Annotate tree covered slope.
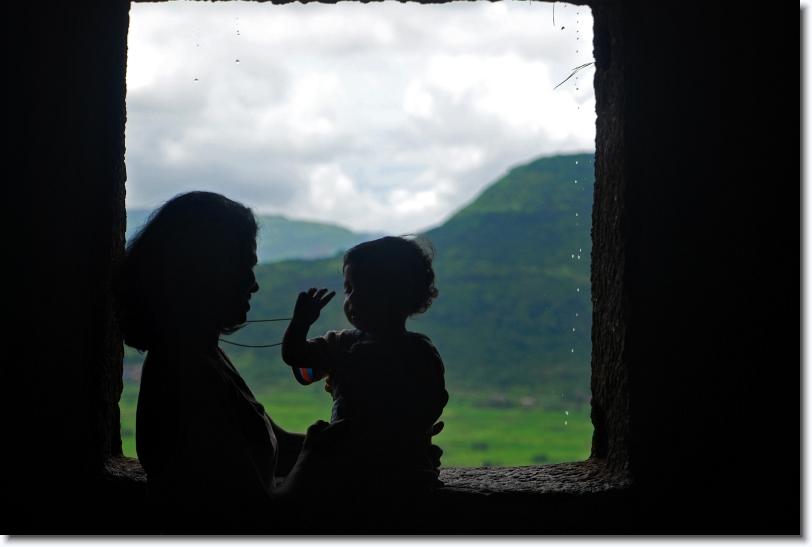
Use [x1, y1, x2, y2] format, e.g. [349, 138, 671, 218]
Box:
[222, 153, 595, 394]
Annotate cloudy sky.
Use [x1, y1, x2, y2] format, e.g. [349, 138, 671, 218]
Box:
[126, 0, 595, 234]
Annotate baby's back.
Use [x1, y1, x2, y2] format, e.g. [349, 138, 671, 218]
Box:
[330, 332, 448, 491]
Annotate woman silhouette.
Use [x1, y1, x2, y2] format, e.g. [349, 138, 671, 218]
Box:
[121, 191, 373, 533]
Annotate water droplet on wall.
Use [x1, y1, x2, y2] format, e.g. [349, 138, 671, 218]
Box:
[236, 59, 240, 63]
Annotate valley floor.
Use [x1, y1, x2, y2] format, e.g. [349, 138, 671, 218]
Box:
[119, 380, 592, 467]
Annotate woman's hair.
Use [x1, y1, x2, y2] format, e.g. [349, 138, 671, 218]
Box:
[121, 191, 258, 351]
[343, 235, 439, 317]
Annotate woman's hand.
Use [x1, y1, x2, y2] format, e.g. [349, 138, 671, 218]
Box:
[301, 419, 350, 452]
[271, 419, 351, 501]
[292, 287, 336, 327]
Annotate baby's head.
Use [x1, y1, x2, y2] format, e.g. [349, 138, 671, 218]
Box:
[342, 236, 439, 333]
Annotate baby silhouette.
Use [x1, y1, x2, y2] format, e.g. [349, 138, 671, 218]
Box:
[281, 236, 448, 495]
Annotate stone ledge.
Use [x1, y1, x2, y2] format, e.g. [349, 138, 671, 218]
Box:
[102, 455, 147, 485]
[102, 456, 628, 500]
[96, 456, 630, 533]
[437, 459, 630, 501]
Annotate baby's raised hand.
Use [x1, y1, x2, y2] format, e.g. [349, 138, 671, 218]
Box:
[292, 286, 336, 326]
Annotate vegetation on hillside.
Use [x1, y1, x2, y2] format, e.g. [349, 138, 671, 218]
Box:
[221, 153, 595, 394]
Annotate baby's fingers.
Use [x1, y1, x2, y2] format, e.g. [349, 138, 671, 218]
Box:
[318, 290, 337, 308]
[313, 287, 336, 305]
[314, 287, 331, 299]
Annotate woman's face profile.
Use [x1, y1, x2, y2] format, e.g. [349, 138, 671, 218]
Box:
[161, 225, 259, 333]
[221, 238, 259, 329]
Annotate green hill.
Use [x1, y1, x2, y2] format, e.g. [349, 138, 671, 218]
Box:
[253, 215, 382, 263]
[221, 153, 595, 394]
[126, 209, 381, 264]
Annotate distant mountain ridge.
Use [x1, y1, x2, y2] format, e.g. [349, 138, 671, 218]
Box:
[253, 215, 382, 263]
[221, 153, 595, 393]
[126, 209, 382, 264]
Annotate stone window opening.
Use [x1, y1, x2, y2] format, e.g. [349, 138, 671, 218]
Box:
[99, 1, 632, 529]
[120, 0, 600, 473]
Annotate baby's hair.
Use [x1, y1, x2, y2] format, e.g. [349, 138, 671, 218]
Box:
[343, 235, 439, 317]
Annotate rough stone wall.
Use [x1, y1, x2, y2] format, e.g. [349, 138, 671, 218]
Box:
[2, 0, 129, 531]
[589, 1, 630, 479]
[587, 0, 799, 532]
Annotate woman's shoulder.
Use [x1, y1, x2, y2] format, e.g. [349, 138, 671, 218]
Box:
[148, 346, 245, 402]
[143, 345, 221, 378]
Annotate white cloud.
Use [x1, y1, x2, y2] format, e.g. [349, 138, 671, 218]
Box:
[125, 0, 595, 233]
[403, 80, 435, 119]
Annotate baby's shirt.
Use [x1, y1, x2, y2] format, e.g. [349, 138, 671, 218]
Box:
[292, 329, 448, 440]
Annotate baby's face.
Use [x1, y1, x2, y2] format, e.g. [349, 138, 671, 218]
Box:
[343, 263, 372, 331]
[343, 263, 401, 334]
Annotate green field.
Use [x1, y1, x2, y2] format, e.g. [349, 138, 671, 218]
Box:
[119, 379, 592, 468]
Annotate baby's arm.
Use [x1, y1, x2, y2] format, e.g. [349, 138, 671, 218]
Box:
[281, 287, 336, 370]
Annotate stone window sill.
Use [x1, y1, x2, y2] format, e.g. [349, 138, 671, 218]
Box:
[437, 459, 629, 502]
[100, 456, 630, 533]
[103, 455, 629, 499]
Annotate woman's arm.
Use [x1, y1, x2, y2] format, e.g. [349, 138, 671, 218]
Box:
[269, 417, 305, 477]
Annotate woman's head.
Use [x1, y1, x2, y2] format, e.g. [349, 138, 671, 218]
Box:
[121, 192, 259, 351]
[341, 236, 438, 332]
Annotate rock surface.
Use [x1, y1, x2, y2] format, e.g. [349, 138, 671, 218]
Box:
[438, 460, 629, 500]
